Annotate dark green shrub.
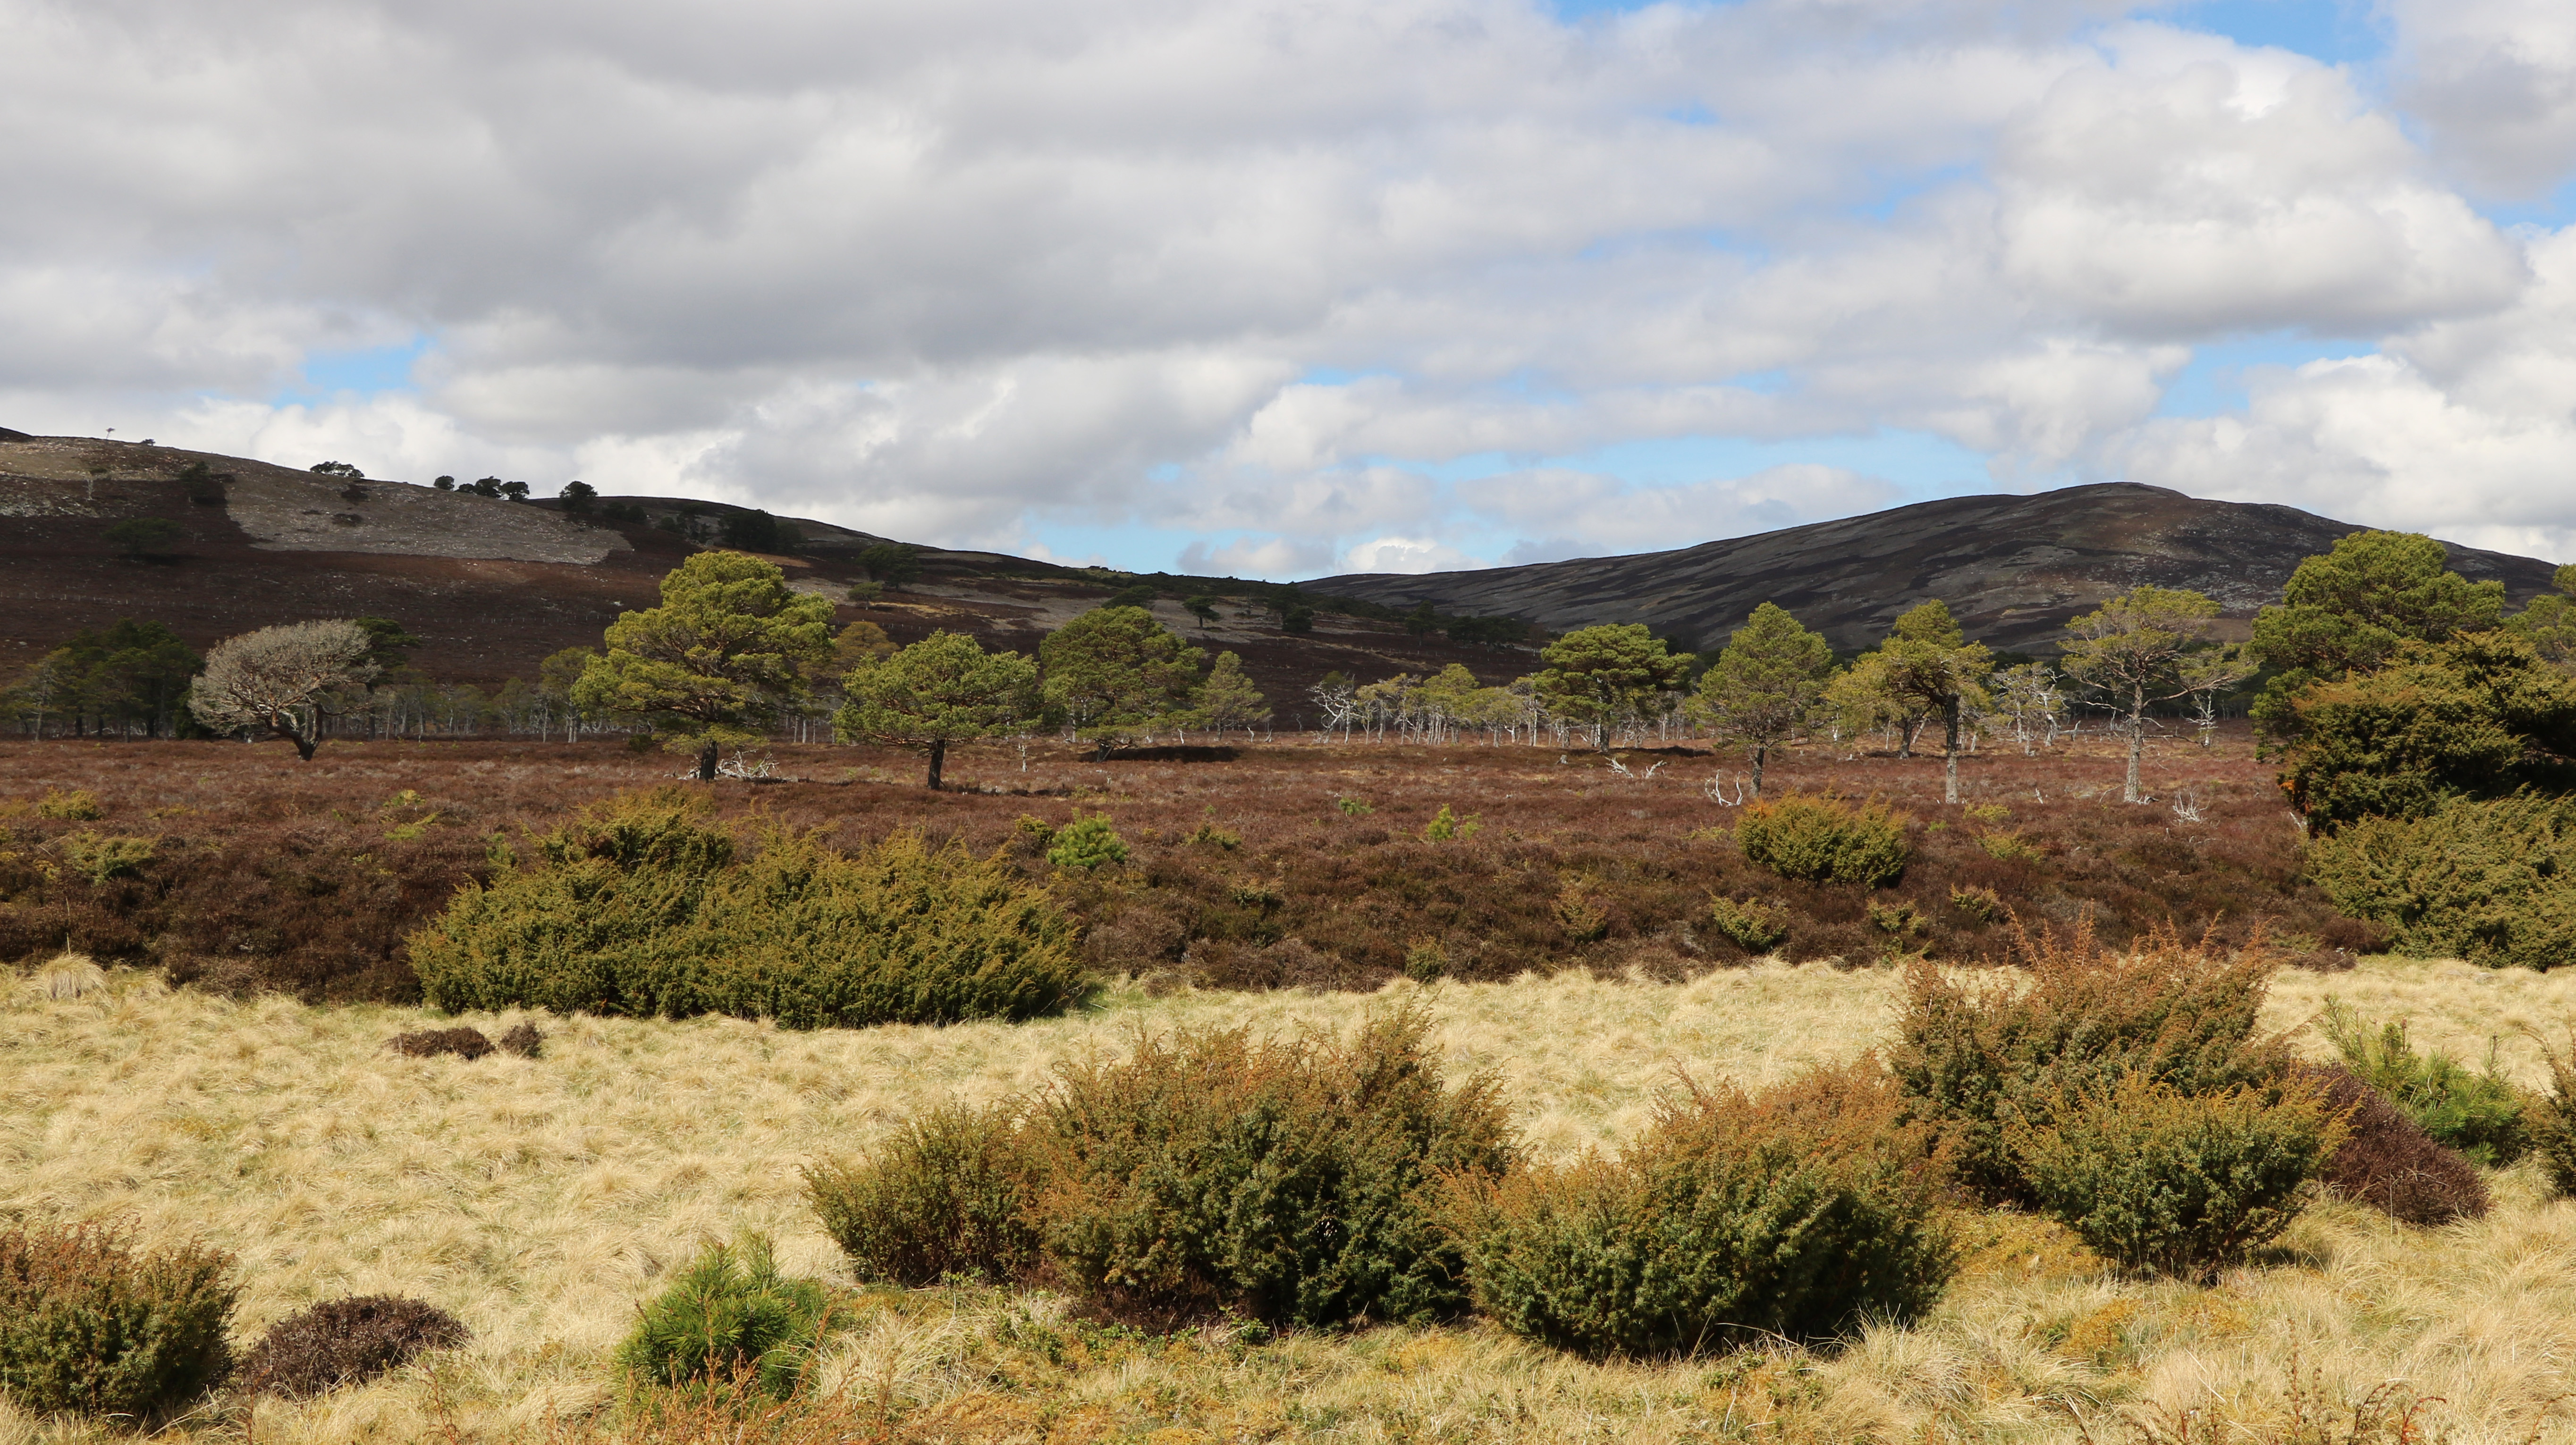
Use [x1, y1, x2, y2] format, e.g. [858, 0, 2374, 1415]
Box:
[1706, 896, 1786, 953]
[1447, 1062, 1954, 1359]
[0, 1223, 237, 1420]
[805, 1008, 1509, 1328]
[409, 789, 1088, 1028]
[2306, 792, 2576, 971]
[613, 1237, 832, 1403]
[2525, 1022, 2576, 1199]
[1045, 814, 1129, 871]
[1029, 1007, 1512, 1328]
[2011, 1071, 2342, 1281]
[804, 1105, 1040, 1286]
[1886, 917, 2288, 1203]
[243, 1295, 469, 1397]
[1734, 795, 1909, 888]
[2319, 1000, 2526, 1165]
[2277, 632, 2576, 829]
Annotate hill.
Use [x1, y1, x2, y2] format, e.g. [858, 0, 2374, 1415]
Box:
[1309, 482, 2566, 653]
[0, 433, 1498, 712]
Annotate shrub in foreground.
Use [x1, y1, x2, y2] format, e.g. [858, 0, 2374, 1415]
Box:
[805, 1104, 1040, 1286]
[1033, 1008, 1513, 1328]
[2305, 791, 2576, 971]
[410, 789, 1087, 1028]
[1886, 918, 2287, 1203]
[1447, 1062, 1954, 1360]
[811, 1008, 1513, 1329]
[0, 1223, 237, 1420]
[2297, 1063, 2488, 1226]
[1733, 795, 1909, 888]
[2011, 1071, 2343, 1281]
[244, 1295, 470, 1397]
[614, 1237, 833, 1403]
[2525, 1022, 2576, 1198]
[2320, 1000, 2526, 1166]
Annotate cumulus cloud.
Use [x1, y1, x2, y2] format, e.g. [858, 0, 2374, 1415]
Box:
[1463, 463, 1902, 552]
[1178, 535, 1336, 577]
[1997, 27, 2526, 337]
[2392, 0, 2576, 197]
[2103, 226, 2576, 559]
[1338, 536, 1490, 574]
[2, 0, 2570, 574]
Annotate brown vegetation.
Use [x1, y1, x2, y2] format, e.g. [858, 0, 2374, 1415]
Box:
[0, 722, 2365, 1002]
[2297, 1062, 2492, 1226]
[242, 1295, 470, 1399]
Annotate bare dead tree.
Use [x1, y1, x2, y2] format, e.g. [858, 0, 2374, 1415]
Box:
[188, 620, 380, 761]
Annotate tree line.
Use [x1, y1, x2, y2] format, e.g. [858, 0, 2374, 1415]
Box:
[14, 529, 2558, 807]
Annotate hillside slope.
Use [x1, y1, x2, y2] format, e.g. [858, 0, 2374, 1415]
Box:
[0, 434, 1501, 707]
[1309, 482, 2564, 652]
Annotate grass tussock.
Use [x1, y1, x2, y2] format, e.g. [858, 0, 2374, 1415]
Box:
[16, 965, 2576, 1440]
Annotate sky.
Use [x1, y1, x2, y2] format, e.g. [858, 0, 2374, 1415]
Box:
[6, 0, 2576, 578]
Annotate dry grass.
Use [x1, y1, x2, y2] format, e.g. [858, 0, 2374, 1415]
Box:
[7, 962, 2576, 1442]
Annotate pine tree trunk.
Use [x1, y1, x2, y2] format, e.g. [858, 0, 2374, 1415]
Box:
[2124, 684, 2145, 803]
[696, 739, 720, 781]
[925, 737, 946, 790]
[1942, 697, 1961, 804]
[1750, 743, 1767, 798]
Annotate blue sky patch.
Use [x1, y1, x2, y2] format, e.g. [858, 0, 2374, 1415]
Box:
[277, 335, 428, 404]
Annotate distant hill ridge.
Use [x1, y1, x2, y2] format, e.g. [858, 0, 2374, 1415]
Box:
[1309, 482, 2565, 653]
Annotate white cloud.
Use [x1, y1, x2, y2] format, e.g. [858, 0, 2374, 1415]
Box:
[2392, 0, 2576, 197]
[2101, 225, 2576, 560]
[1464, 463, 1901, 551]
[1178, 535, 1335, 577]
[1996, 27, 2526, 337]
[3, 0, 2571, 575]
[1338, 536, 1490, 574]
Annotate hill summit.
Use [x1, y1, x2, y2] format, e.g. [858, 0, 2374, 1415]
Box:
[1309, 482, 2564, 653]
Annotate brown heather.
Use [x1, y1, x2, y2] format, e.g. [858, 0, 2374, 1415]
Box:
[243, 1295, 470, 1399]
[0, 722, 2368, 999]
[2297, 1061, 2492, 1227]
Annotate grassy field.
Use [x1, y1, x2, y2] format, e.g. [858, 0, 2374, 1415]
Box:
[8, 957, 2576, 1443]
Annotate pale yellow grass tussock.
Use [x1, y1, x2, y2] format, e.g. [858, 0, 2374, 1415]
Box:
[4, 959, 2576, 1441]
